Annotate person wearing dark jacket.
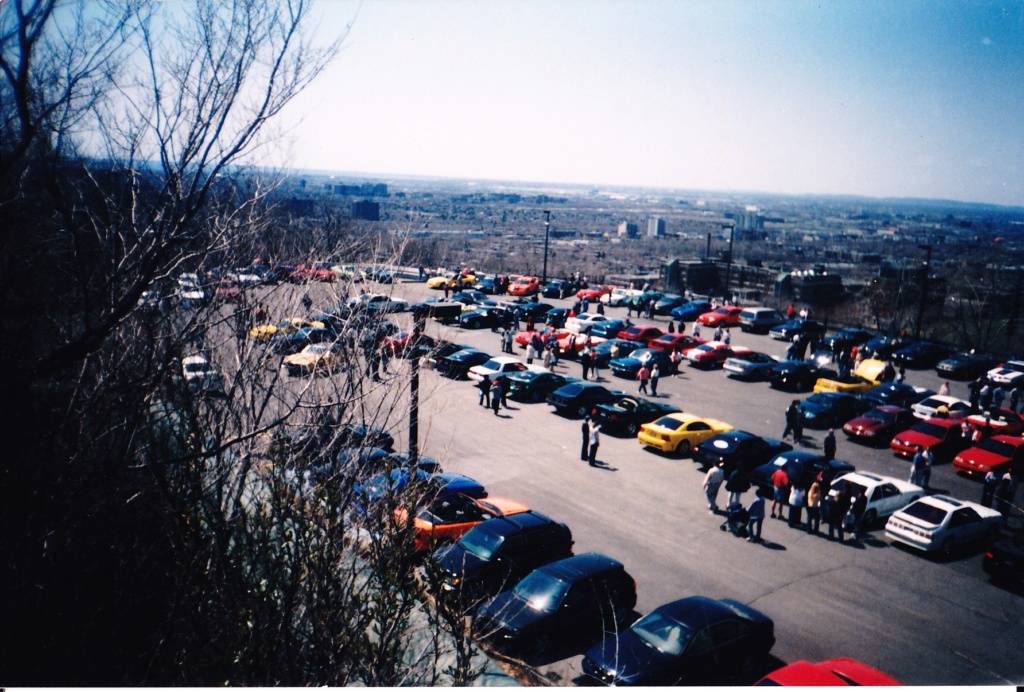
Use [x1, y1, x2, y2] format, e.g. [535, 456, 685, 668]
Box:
[581, 416, 592, 461]
[725, 467, 751, 506]
[851, 490, 868, 541]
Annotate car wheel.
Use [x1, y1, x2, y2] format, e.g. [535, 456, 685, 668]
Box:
[626, 422, 640, 436]
[718, 320, 726, 328]
[862, 509, 877, 528]
[577, 404, 589, 418]
[940, 537, 955, 558]
[529, 389, 543, 403]
[675, 440, 691, 457]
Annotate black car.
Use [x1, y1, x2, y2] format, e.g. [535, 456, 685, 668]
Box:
[799, 392, 871, 429]
[750, 451, 855, 494]
[862, 334, 915, 360]
[474, 554, 636, 657]
[609, 348, 674, 379]
[891, 341, 951, 369]
[588, 318, 632, 340]
[769, 319, 827, 341]
[693, 431, 794, 474]
[437, 348, 492, 379]
[590, 338, 640, 367]
[337, 423, 395, 452]
[431, 511, 574, 601]
[859, 382, 934, 409]
[272, 327, 337, 355]
[582, 596, 775, 686]
[547, 382, 623, 418]
[427, 341, 472, 369]
[935, 351, 999, 380]
[592, 396, 681, 436]
[821, 328, 874, 353]
[450, 289, 489, 306]
[459, 307, 505, 330]
[544, 307, 571, 328]
[515, 301, 555, 320]
[476, 276, 498, 294]
[506, 371, 577, 403]
[765, 361, 835, 392]
[542, 279, 574, 299]
[983, 536, 1024, 589]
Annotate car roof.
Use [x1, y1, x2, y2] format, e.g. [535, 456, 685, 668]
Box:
[535, 553, 625, 582]
[654, 596, 738, 629]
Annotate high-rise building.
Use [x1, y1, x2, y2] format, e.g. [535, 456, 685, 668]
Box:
[647, 217, 665, 237]
[618, 221, 639, 238]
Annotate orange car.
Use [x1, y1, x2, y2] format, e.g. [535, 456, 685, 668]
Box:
[508, 275, 541, 296]
[403, 496, 530, 553]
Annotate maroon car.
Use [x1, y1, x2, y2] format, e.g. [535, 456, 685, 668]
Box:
[842, 405, 917, 446]
[648, 333, 706, 354]
[616, 324, 664, 344]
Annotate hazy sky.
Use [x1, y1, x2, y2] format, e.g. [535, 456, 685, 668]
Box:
[283, 0, 1024, 207]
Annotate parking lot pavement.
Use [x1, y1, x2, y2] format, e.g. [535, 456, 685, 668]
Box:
[252, 280, 1024, 685]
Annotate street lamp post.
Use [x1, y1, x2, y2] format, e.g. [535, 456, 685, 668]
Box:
[722, 223, 735, 301]
[914, 243, 932, 340]
[541, 210, 551, 285]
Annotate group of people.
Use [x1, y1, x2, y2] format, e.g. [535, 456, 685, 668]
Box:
[475, 374, 509, 416]
[580, 415, 602, 466]
[968, 375, 1023, 414]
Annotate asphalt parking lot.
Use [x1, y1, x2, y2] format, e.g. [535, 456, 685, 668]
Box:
[260, 278, 1024, 686]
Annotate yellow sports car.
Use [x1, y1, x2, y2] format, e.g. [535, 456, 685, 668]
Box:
[813, 374, 876, 394]
[854, 358, 888, 383]
[637, 413, 734, 456]
[249, 317, 324, 340]
[281, 342, 342, 376]
[426, 272, 477, 289]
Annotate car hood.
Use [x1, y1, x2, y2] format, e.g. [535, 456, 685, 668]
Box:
[432, 542, 489, 582]
[610, 357, 641, 369]
[955, 448, 1008, 468]
[893, 430, 941, 447]
[476, 591, 550, 635]
[585, 629, 675, 685]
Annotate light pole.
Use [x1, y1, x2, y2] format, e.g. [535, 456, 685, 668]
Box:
[914, 243, 932, 340]
[541, 210, 551, 285]
[722, 222, 735, 301]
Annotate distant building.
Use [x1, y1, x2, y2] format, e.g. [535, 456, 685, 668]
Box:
[351, 200, 380, 221]
[618, 221, 639, 238]
[774, 266, 844, 305]
[647, 217, 665, 237]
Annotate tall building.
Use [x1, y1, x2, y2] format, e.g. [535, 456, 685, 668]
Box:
[618, 221, 639, 238]
[647, 217, 665, 237]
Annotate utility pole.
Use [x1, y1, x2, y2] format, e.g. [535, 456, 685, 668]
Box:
[722, 222, 736, 301]
[914, 243, 932, 340]
[541, 210, 551, 285]
[408, 309, 426, 466]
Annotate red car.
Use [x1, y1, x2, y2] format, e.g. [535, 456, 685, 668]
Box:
[385, 331, 437, 358]
[576, 284, 614, 301]
[953, 435, 1024, 478]
[514, 324, 565, 348]
[213, 279, 241, 302]
[756, 658, 901, 686]
[616, 324, 665, 344]
[555, 330, 602, 357]
[291, 263, 336, 282]
[696, 306, 743, 327]
[648, 333, 706, 354]
[684, 342, 752, 369]
[964, 408, 1024, 437]
[842, 405, 917, 446]
[508, 275, 540, 296]
[890, 417, 970, 462]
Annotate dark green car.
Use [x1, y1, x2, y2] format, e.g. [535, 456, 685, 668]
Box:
[506, 371, 579, 403]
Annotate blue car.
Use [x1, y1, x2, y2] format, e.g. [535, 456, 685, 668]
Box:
[609, 348, 674, 378]
[670, 300, 712, 322]
[587, 318, 632, 340]
[354, 469, 486, 513]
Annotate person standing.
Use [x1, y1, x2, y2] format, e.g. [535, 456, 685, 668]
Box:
[477, 375, 491, 407]
[835, 486, 853, 542]
[746, 496, 765, 543]
[782, 400, 802, 442]
[580, 348, 592, 381]
[692, 322, 701, 338]
[491, 386, 502, 415]
[669, 349, 681, 375]
[920, 447, 933, 489]
[822, 429, 837, 461]
[723, 328, 731, 345]
[981, 470, 999, 507]
[587, 419, 601, 466]
[938, 380, 951, 397]
[581, 416, 592, 461]
[543, 345, 553, 370]
[770, 466, 789, 519]
[703, 463, 725, 512]
[649, 364, 660, 396]
[909, 447, 926, 486]
[637, 364, 650, 395]
[788, 483, 806, 528]
[851, 490, 868, 541]
[823, 493, 840, 541]
[726, 466, 751, 506]
[806, 478, 822, 535]
[713, 325, 723, 342]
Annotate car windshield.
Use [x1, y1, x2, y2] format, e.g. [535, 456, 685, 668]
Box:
[901, 502, 948, 526]
[865, 409, 898, 424]
[831, 478, 868, 496]
[631, 611, 692, 656]
[480, 359, 504, 370]
[653, 416, 683, 430]
[184, 362, 208, 373]
[977, 438, 1015, 456]
[918, 397, 946, 409]
[512, 572, 570, 612]
[1004, 362, 1024, 373]
[457, 524, 504, 560]
[558, 384, 586, 396]
[911, 422, 947, 438]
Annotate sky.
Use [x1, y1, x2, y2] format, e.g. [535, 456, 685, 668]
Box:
[281, 0, 1024, 207]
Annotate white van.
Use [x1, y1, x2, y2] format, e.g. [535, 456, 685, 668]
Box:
[738, 307, 786, 334]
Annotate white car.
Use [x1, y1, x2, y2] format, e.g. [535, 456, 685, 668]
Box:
[347, 293, 409, 313]
[467, 356, 546, 383]
[885, 495, 1002, 556]
[182, 354, 224, 392]
[602, 288, 641, 306]
[986, 360, 1024, 389]
[565, 313, 610, 334]
[911, 394, 972, 420]
[829, 472, 924, 526]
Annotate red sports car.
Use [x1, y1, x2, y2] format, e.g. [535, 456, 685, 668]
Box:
[508, 275, 540, 296]
[696, 306, 743, 327]
[890, 417, 971, 462]
[757, 658, 901, 686]
[684, 342, 752, 369]
[291, 263, 336, 282]
[648, 333, 706, 354]
[842, 405, 917, 446]
[953, 435, 1024, 478]
[385, 331, 437, 358]
[964, 408, 1024, 437]
[576, 284, 614, 301]
[514, 324, 565, 348]
[616, 324, 665, 344]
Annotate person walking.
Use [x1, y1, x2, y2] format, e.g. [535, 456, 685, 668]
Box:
[920, 447, 933, 489]
[491, 386, 502, 415]
[703, 463, 725, 513]
[909, 447, 926, 486]
[713, 325, 723, 342]
[822, 429, 837, 461]
[587, 419, 601, 466]
[649, 364, 660, 396]
[770, 466, 789, 519]
[782, 400, 801, 442]
[581, 416, 592, 461]
[637, 364, 650, 395]
[725, 466, 751, 506]
[746, 496, 765, 543]
[543, 345, 553, 370]
[477, 375, 491, 407]
[806, 478, 822, 534]
[723, 328, 731, 345]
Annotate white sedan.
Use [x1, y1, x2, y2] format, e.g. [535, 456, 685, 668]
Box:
[885, 495, 1001, 557]
[829, 472, 924, 526]
[565, 312, 610, 334]
[986, 360, 1024, 388]
[910, 394, 972, 420]
[467, 356, 547, 383]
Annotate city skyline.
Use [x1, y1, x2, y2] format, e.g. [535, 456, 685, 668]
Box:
[278, 0, 1024, 208]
